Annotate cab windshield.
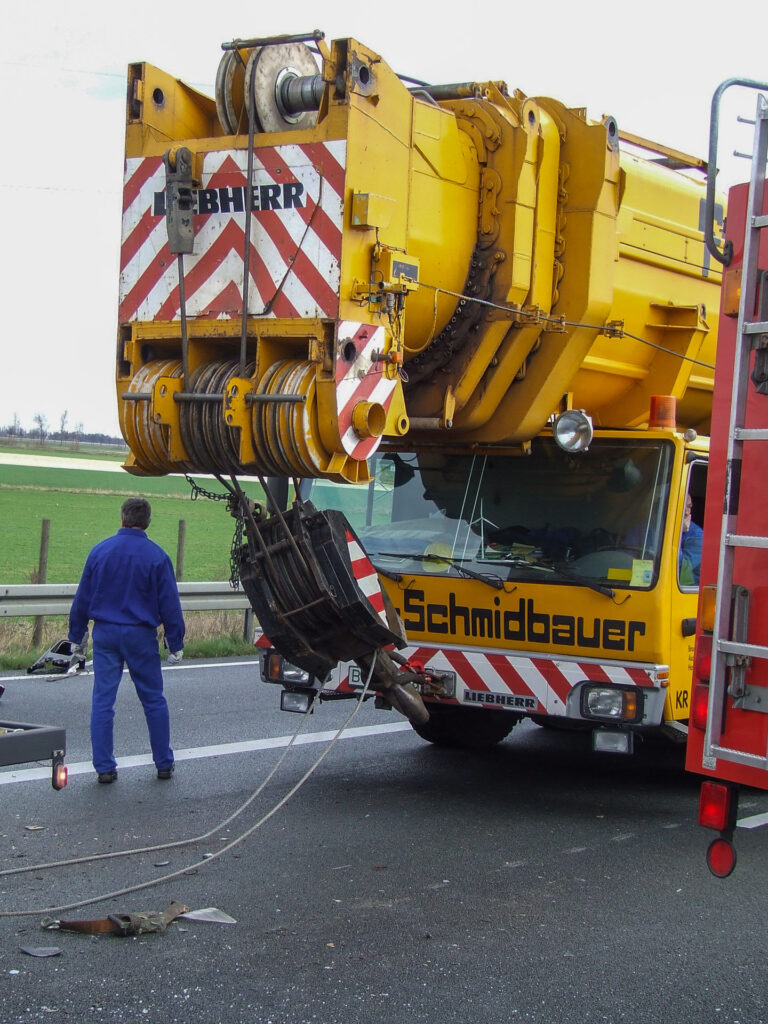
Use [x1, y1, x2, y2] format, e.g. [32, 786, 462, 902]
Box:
[308, 438, 674, 590]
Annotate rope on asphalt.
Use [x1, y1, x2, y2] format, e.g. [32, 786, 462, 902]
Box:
[0, 655, 377, 919]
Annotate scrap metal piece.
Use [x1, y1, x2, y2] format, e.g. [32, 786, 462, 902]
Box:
[27, 639, 85, 676]
[54, 901, 189, 937]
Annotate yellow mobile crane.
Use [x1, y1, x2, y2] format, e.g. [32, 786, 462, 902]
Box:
[118, 31, 720, 751]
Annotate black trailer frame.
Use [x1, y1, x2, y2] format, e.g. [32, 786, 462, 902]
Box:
[0, 721, 67, 789]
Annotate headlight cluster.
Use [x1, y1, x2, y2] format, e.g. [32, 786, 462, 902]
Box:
[580, 684, 643, 723]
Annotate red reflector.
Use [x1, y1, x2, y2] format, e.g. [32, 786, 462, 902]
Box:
[706, 837, 737, 878]
[691, 683, 710, 731]
[699, 780, 732, 830]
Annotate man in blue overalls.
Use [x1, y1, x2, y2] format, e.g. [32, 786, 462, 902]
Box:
[679, 492, 704, 587]
[69, 497, 185, 783]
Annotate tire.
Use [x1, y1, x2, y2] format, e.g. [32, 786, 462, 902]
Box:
[412, 705, 519, 749]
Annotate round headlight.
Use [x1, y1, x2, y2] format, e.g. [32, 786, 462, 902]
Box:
[554, 410, 593, 453]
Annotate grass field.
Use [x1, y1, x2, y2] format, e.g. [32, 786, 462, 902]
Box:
[0, 449, 267, 664]
[0, 463, 265, 584]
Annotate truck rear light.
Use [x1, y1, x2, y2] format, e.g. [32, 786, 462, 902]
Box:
[698, 780, 736, 831]
[691, 683, 710, 730]
[693, 633, 712, 683]
[699, 585, 717, 632]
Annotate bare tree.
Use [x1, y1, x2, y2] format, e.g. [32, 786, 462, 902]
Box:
[33, 413, 48, 445]
[59, 409, 68, 445]
[1, 413, 21, 441]
[71, 421, 84, 450]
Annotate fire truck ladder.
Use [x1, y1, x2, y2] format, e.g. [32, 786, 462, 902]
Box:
[704, 85, 768, 771]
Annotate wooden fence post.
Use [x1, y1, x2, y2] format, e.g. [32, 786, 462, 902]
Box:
[243, 607, 255, 644]
[175, 519, 186, 582]
[32, 518, 50, 648]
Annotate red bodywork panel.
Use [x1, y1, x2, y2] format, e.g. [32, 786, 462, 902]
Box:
[685, 180, 768, 788]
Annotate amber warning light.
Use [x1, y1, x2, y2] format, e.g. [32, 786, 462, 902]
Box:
[648, 395, 677, 430]
[52, 750, 68, 790]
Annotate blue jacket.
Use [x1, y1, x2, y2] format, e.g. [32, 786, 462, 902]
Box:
[680, 521, 704, 585]
[69, 528, 185, 651]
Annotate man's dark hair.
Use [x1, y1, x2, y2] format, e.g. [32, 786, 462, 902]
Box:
[121, 497, 151, 529]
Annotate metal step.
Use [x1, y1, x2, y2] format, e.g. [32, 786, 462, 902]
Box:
[719, 639, 768, 660]
[734, 427, 768, 440]
[709, 744, 768, 771]
[743, 321, 768, 335]
[725, 534, 768, 549]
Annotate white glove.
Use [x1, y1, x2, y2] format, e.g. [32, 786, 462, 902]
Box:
[167, 650, 183, 665]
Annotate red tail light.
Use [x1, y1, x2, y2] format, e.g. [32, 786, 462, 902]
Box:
[699, 780, 734, 831]
[691, 683, 710, 731]
[693, 633, 712, 683]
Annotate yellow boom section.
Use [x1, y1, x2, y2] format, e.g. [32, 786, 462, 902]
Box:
[117, 34, 719, 479]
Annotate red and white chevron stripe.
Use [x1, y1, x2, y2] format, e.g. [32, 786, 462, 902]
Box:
[336, 321, 400, 459]
[330, 643, 662, 714]
[119, 141, 346, 323]
[345, 529, 390, 628]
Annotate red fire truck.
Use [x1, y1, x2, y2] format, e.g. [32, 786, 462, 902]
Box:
[686, 78, 768, 876]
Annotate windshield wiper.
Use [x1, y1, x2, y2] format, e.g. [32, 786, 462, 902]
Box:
[372, 551, 506, 590]
[477, 558, 615, 598]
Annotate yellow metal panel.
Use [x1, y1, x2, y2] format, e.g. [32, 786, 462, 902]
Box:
[126, 64, 218, 153]
[351, 192, 396, 230]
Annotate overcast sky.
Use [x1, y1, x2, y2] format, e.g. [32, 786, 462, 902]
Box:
[1, 0, 765, 436]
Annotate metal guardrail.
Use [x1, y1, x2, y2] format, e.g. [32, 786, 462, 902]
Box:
[0, 582, 252, 617]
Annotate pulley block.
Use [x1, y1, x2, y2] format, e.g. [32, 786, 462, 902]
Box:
[237, 500, 405, 682]
[215, 42, 319, 135]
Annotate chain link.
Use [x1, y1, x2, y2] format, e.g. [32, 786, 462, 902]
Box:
[184, 474, 246, 590]
[229, 512, 246, 591]
[184, 474, 230, 502]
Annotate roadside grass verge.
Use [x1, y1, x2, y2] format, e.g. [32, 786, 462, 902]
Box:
[1, 611, 258, 671]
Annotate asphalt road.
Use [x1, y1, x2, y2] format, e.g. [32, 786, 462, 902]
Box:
[2, 658, 768, 1024]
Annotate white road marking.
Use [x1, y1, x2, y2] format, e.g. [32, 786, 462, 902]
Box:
[2, 660, 261, 683]
[0, 721, 413, 785]
[736, 811, 768, 830]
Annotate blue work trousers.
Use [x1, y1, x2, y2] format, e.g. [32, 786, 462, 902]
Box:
[91, 622, 174, 773]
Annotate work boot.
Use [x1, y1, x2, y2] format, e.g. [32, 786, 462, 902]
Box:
[157, 764, 175, 780]
[97, 769, 118, 784]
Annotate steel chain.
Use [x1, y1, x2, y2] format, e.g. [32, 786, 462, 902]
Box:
[184, 474, 246, 590]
